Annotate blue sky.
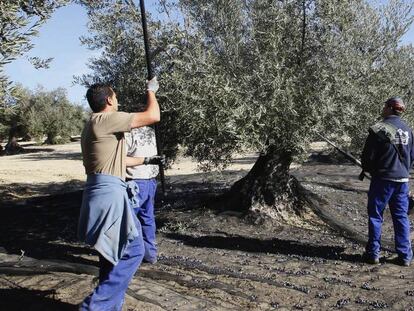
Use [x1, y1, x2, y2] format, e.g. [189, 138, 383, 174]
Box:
[4, 2, 414, 107]
[4, 1, 159, 107]
[5, 3, 94, 106]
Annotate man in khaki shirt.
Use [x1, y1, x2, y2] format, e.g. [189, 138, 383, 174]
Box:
[78, 78, 160, 311]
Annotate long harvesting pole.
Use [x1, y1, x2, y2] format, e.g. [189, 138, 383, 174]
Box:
[138, 0, 167, 197]
[139, 0, 154, 79]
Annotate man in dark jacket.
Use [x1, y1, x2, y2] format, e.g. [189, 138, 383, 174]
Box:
[361, 97, 414, 266]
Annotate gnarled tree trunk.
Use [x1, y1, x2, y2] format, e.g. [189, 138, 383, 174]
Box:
[5, 128, 23, 155]
[44, 133, 56, 145]
[222, 145, 303, 221]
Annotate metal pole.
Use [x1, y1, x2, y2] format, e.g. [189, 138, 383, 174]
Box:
[139, 0, 154, 79]
[316, 132, 370, 180]
[138, 0, 167, 197]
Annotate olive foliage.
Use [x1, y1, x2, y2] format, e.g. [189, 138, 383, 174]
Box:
[79, 0, 414, 169]
[0, 0, 69, 99]
[24, 87, 85, 145]
[76, 0, 414, 214]
[0, 0, 71, 152]
[166, 0, 414, 164]
[0, 85, 85, 150]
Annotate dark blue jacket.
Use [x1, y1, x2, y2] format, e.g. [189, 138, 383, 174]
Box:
[361, 115, 414, 180]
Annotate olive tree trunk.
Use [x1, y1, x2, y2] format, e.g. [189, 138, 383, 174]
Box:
[222, 145, 303, 220]
[4, 128, 23, 155]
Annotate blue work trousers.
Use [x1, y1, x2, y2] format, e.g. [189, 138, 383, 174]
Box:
[80, 213, 144, 311]
[366, 178, 412, 261]
[131, 178, 158, 263]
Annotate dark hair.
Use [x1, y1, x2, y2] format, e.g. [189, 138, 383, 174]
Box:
[385, 97, 405, 115]
[86, 83, 114, 113]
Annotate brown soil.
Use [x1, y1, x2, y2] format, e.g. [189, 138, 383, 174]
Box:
[1, 142, 414, 311]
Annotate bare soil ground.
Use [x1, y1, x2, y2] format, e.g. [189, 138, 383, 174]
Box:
[1, 142, 414, 311]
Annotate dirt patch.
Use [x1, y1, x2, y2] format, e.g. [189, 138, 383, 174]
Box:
[1, 143, 414, 310]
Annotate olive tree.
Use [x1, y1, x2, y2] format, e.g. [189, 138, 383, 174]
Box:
[79, 0, 414, 219]
[0, 85, 31, 153]
[1, 85, 85, 154]
[25, 87, 85, 145]
[163, 0, 414, 218]
[0, 0, 69, 152]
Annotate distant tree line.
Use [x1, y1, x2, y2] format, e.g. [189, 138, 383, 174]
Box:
[0, 85, 85, 154]
[0, 1, 84, 154]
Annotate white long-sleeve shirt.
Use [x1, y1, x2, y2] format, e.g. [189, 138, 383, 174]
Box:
[125, 126, 159, 179]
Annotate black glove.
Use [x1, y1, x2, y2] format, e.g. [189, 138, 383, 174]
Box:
[143, 155, 165, 166]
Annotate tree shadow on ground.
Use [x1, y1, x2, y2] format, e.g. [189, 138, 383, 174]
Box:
[0, 288, 77, 311]
[297, 171, 363, 179]
[307, 153, 352, 165]
[0, 147, 56, 157]
[0, 180, 84, 204]
[167, 170, 248, 186]
[305, 181, 367, 194]
[19, 151, 82, 161]
[0, 171, 236, 265]
[157, 170, 249, 209]
[0, 188, 96, 266]
[0, 161, 372, 268]
[230, 156, 258, 164]
[165, 233, 362, 263]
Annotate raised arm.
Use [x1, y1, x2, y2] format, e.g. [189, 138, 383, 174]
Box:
[130, 77, 160, 129]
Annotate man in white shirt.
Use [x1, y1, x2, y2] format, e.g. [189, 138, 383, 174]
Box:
[125, 126, 160, 263]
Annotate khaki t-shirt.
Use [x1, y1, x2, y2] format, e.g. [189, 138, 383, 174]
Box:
[81, 112, 134, 180]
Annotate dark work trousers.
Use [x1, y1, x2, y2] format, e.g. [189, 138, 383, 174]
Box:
[131, 178, 158, 263]
[79, 212, 144, 311]
[366, 178, 413, 261]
